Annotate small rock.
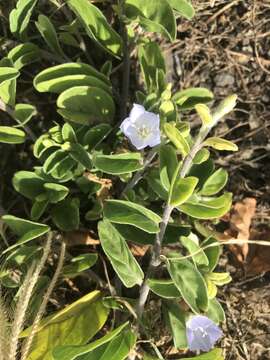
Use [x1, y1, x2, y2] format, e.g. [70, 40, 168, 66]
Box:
[215, 73, 235, 87]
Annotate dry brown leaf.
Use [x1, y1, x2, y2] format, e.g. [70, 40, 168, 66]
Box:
[84, 173, 112, 202]
[223, 197, 256, 263]
[64, 230, 100, 246]
[246, 229, 270, 274]
[129, 243, 149, 257]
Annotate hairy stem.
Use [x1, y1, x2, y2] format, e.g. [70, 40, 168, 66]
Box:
[135, 126, 211, 321]
[121, 148, 157, 197]
[21, 241, 66, 360]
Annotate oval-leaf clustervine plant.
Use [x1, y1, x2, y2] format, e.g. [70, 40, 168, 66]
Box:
[0, 0, 238, 359]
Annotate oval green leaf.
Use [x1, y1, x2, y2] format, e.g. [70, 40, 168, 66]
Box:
[167, 255, 209, 313]
[93, 152, 143, 175]
[98, 220, 144, 287]
[0, 126, 25, 144]
[200, 168, 228, 196]
[57, 86, 115, 125]
[103, 200, 161, 233]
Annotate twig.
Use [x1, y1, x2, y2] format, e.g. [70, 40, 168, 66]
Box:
[206, 0, 241, 24]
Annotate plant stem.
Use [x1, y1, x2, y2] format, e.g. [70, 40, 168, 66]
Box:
[121, 148, 157, 197]
[119, 0, 130, 121]
[135, 126, 211, 321]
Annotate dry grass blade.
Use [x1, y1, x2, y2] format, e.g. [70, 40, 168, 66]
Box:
[21, 241, 66, 360]
[8, 233, 52, 360]
[0, 297, 10, 359]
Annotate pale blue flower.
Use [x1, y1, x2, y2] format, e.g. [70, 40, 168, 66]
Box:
[186, 315, 222, 353]
[120, 104, 161, 150]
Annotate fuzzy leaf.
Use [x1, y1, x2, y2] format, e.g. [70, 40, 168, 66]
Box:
[98, 220, 144, 287]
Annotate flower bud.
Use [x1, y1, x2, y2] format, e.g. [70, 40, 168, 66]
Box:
[212, 94, 237, 123]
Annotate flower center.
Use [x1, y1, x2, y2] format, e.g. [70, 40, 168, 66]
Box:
[194, 327, 208, 338]
[136, 125, 151, 139]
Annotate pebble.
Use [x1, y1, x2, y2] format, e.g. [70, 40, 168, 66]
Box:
[215, 73, 235, 87]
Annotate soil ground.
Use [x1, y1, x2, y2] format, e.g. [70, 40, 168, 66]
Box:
[169, 1, 270, 359]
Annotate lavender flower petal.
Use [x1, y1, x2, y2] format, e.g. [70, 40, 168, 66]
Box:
[186, 315, 222, 353]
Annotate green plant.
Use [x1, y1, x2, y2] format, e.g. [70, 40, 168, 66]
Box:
[0, 1, 238, 359]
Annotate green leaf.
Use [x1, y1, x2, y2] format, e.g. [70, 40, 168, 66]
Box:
[0, 126, 25, 144]
[0, 67, 20, 85]
[69, 143, 92, 169]
[98, 220, 144, 287]
[159, 144, 178, 191]
[9, 0, 38, 39]
[163, 301, 187, 348]
[34, 63, 110, 93]
[192, 148, 210, 164]
[200, 168, 228, 196]
[189, 159, 214, 188]
[146, 168, 168, 201]
[159, 100, 177, 122]
[164, 123, 190, 156]
[93, 152, 143, 175]
[31, 200, 48, 221]
[5, 244, 40, 266]
[180, 235, 209, 267]
[212, 94, 237, 123]
[173, 88, 214, 110]
[103, 200, 161, 233]
[13, 171, 45, 200]
[0, 59, 17, 106]
[2, 215, 50, 254]
[43, 149, 69, 174]
[57, 86, 115, 125]
[169, 176, 198, 206]
[138, 42, 166, 92]
[8, 42, 40, 69]
[44, 183, 69, 203]
[52, 322, 129, 360]
[147, 279, 181, 299]
[51, 198, 80, 231]
[115, 223, 190, 245]
[62, 123, 77, 143]
[21, 291, 109, 360]
[206, 298, 225, 324]
[36, 15, 65, 58]
[14, 103, 36, 126]
[50, 157, 76, 181]
[167, 255, 208, 313]
[207, 272, 232, 286]
[167, 0, 195, 19]
[83, 124, 111, 150]
[179, 193, 232, 219]
[78, 329, 136, 360]
[202, 237, 221, 272]
[37, 74, 112, 95]
[125, 0, 176, 41]
[204, 137, 238, 151]
[67, 0, 123, 57]
[182, 348, 224, 360]
[195, 103, 213, 126]
[63, 253, 98, 278]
